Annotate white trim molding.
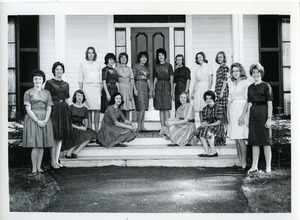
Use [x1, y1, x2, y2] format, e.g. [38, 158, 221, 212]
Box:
[232, 14, 244, 64]
[54, 15, 65, 63]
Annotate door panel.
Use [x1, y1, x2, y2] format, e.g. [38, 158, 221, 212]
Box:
[131, 28, 169, 121]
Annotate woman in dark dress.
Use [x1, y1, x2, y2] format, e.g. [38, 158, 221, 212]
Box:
[64, 90, 97, 159]
[23, 70, 55, 173]
[101, 53, 119, 114]
[97, 92, 138, 147]
[196, 90, 224, 157]
[44, 61, 72, 169]
[214, 51, 229, 145]
[173, 54, 191, 111]
[241, 63, 273, 174]
[153, 48, 174, 136]
[133, 51, 152, 132]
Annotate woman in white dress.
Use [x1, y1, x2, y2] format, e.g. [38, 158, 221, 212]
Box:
[227, 62, 251, 170]
[78, 47, 102, 131]
[191, 52, 213, 122]
[115, 52, 136, 120]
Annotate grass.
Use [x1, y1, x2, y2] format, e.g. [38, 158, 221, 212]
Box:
[242, 168, 291, 213]
[9, 167, 59, 212]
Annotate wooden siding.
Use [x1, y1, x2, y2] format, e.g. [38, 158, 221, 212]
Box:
[39, 15, 55, 82]
[65, 15, 108, 97]
[243, 15, 259, 77]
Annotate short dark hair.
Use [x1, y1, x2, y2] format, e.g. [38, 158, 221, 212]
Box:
[104, 53, 116, 65]
[31, 70, 46, 83]
[109, 92, 124, 107]
[203, 90, 216, 101]
[85, 47, 97, 61]
[156, 48, 167, 64]
[230, 62, 247, 82]
[195, 52, 208, 64]
[215, 51, 227, 64]
[249, 63, 265, 78]
[175, 54, 185, 66]
[179, 91, 190, 103]
[137, 51, 149, 65]
[118, 52, 129, 64]
[52, 61, 65, 76]
[72, 89, 86, 103]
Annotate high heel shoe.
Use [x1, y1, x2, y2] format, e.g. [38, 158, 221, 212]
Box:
[71, 153, 78, 158]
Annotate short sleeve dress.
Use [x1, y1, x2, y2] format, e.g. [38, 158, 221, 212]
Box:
[44, 78, 72, 140]
[153, 62, 174, 110]
[247, 81, 273, 146]
[173, 66, 191, 110]
[133, 63, 150, 111]
[192, 63, 213, 112]
[165, 103, 199, 146]
[101, 66, 119, 113]
[115, 65, 135, 111]
[78, 60, 102, 110]
[96, 105, 138, 147]
[22, 88, 55, 148]
[64, 104, 97, 149]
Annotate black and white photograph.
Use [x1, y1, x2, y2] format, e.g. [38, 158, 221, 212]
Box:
[0, 1, 299, 220]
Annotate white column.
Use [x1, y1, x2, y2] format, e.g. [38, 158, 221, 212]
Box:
[185, 15, 193, 70]
[231, 14, 244, 64]
[126, 27, 132, 67]
[54, 15, 65, 63]
[169, 27, 175, 66]
[106, 15, 114, 53]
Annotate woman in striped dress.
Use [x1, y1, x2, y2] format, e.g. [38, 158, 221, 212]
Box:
[165, 92, 198, 147]
[196, 90, 224, 157]
[97, 92, 138, 147]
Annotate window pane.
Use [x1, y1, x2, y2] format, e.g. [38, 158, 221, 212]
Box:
[8, 19, 15, 43]
[282, 43, 290, 66]
[284, 93, 291, 115]
[8, 105, 17, 120]
[260, 52, 279, 81]
[116, 47, 126, 60]
[175, 47, 185, 58]
[282, 20, 290, 41]
[8, 44, 16, 68]
[174, 30, 184, 46]
[8, 69, 16, 93]
[260, 16, 279, 48]
[20, 16, 38, 48]
[8, 94, 16, 105]
[116, 30, 126, 46]
[20, 52, 38, 82]
[283, 68, 291, 92]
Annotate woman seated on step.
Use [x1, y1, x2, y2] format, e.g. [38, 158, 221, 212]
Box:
[64, 90, 97, 159]
[164, 92, 198, 147]
[195, 90, 224, 157]
[97, 92, 138, 147]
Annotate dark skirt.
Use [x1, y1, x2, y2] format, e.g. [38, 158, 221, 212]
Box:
[64, 127, 97, 150]
[134, 80, 149, 111]
[174, 83, 186, 111]
[51, 101, 73, 140]
[154, 80, 172, 110]
[101, 84, 118, 113]
[248, 104, 272, 146]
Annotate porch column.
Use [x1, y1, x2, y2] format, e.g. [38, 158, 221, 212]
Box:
[54, 15, 66, 63]
[107, 15, 115, 53]
[232, 15, 244, 64]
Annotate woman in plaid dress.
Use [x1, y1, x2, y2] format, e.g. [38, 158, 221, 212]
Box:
[214, 51, 229, 145]
[196, 90, 224, 157]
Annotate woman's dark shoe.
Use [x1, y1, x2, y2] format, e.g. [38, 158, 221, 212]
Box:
[197, 154, 208, 157]
[167, 143, 178, 147]
[207, 152, 218, 157]
[115, 143, 127, 147]
[71, 153, 78, 158]
[65, 155, 72, 159]
[247, 169, 258, 175]
[186, 143, 192, 146]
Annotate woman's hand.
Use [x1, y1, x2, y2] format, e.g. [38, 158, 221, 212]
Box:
[37, 120, 46, 128]
[265, 118, 272, 129]
[238, 115, 245, 126]
[134, 90, 138, 96]
[107, 94, 111, 102]
[200, 122, 208, 128]
[131, 123, 137, 131]
[219, 91, 224, 99]
[152, 90, 155, 98]
[191, 92, 195, 100]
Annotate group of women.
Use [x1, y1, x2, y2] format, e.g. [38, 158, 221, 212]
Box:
[22, 46, 273, 175]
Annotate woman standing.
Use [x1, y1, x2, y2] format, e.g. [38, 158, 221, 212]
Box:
[101, 53, 119, 114]
[242, 63, 273, 174]
[196, 90, 224, 157]
[227, 63, 251, 170]
[23, 70, 55, 173]
[214, 51, 229, 145]
[153, 48, 174, 136]
[165, 92, 198, 147]
[173, 54, 191, 111]
[115, 52, 136, 120]
[133, 51, 152, 132]
[64, 90, 97, 159]
[78, 46, 102, 131]
[191, 52, 213, 122]
[97, 92, 138, 147]
[45, 61, 72, 169]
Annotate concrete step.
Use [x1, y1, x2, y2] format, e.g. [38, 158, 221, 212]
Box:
[60, 155, 239, 168]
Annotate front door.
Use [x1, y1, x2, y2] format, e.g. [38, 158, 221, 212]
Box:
[131, 27, 169, 120]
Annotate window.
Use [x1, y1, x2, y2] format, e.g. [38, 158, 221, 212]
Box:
[174, 28, 185, 67]
[115, 28, 126, 59]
